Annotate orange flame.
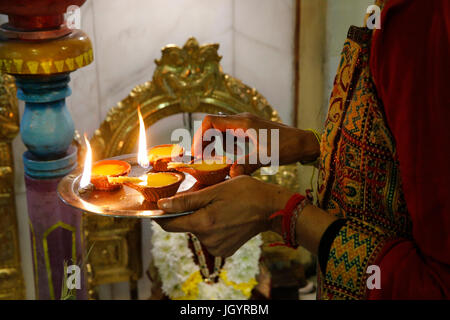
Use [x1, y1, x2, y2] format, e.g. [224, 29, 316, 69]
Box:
[137, 106, 149, 168]
[80, 133, 92, 188]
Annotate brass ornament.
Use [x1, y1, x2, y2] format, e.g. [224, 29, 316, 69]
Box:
[0, 73, 25, 299]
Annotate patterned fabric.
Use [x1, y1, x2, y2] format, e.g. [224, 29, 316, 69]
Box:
[316, 24, 412, 300]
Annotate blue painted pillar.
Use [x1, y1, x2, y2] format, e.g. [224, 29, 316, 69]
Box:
[0, 2, 94, 299]
[17, 74, 76, 163]
[15, 74, 87, 300]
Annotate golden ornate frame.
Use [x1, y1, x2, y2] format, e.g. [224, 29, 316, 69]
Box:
[85, 38, 304, 298]
[0, 73, 25, 299]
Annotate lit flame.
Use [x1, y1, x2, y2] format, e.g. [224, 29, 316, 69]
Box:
[137, 106, 149, 168]
[80, 133, 92, 188]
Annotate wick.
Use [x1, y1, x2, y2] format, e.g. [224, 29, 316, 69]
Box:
[78, 183, 94, 194]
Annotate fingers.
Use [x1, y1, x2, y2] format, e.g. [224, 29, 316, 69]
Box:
[155, 207, 211, 233]
[191, 114, 227, 157]
[201, 114, 227, 132]
[230, 150, 262, 177]
[191, 125, 204, 158]
[157, 186, 217, 213]
[156, 188, 221, 233]
[202, 113, 255, 132]
[191, 114, 254, 158]
[230, 163, 261, 178]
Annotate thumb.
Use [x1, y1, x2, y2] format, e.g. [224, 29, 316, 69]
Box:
[230, 163, 261, 177]
[157, 187, 216, 213]
[230, 152, 261, 177]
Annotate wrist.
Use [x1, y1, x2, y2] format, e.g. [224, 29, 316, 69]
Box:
[299, 129, 320, 163]
[279, 128, 320, 165]
[264, 184, 295, 235]
[261, 181, 339, 253]
[295, 204, 338, 254]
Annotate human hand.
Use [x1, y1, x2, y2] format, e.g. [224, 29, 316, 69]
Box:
[192, 113, 320, 177]
[155, 175, 295, 257]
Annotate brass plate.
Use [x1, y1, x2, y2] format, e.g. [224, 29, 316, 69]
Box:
[57, 153, 198, 219]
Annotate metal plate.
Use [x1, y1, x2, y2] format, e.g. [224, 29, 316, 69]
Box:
[57, 153, 200, 219]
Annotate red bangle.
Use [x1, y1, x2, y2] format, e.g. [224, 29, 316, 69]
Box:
[269, 193, 306, 249]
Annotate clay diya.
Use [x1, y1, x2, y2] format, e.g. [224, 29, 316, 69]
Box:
[89, 160, 131, 191]
[108, 171, 185, 202]
[168, 158, 231, 186]
[148, 144, 184, 172]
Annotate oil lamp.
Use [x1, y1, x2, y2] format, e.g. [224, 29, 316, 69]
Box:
[79, 134, 131, 192]
[143, 107, 184, 172]
[106, 106, 185, 202]
[148, 144, 184, 172]
[168, 157, 231, 186]
[110, 172, 185, 203]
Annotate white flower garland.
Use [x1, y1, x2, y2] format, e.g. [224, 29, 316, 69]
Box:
[151, 222, 262, 300]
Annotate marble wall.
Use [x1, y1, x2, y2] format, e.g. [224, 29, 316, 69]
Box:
[8, 0, 297, 299]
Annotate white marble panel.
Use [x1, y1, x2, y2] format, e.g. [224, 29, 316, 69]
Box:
[323, 0, 373, 111]
[90, 0, 233, 119]
[205, 28, 234, 75]
[67, 0, 101, 137]
[234, 33, 294, 125]
[147, 114, 189, 149]
[234, 0, 294, 55]
[233, 0, 295, 125]
[68, 62, 100, 137]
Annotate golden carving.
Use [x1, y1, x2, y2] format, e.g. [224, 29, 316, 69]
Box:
[152, 39, 221, 112]
[86, 38, 302, 297]
[0, 30, 93, 75]
[0, 74, 19, 139]
[0, 73, 25, 299]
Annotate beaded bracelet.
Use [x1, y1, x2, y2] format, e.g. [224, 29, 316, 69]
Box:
[289, 196, 313, 247]
[269, 192, 312, 249]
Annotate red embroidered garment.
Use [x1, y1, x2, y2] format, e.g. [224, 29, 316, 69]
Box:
[369, 0, 450, 299]
[316, 0, 449, 299]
